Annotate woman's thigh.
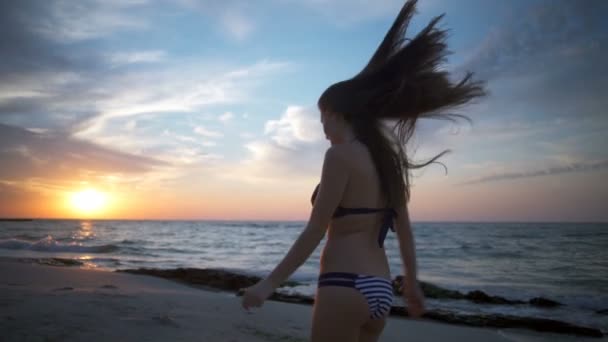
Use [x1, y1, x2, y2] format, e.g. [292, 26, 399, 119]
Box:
[359, 318, 387, 342]
[311, 286, 369, 342]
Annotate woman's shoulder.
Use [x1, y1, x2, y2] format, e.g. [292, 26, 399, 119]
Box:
[325, 142, 357, 162]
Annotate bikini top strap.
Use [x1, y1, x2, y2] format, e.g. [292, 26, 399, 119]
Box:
[377, 208, 397, 248]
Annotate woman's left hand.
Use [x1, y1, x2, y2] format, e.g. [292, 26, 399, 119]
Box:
[240, 279, 275, 311]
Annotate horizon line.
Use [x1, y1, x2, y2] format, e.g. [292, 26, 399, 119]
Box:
[0, 218, 606, 224]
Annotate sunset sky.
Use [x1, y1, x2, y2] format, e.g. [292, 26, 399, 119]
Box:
[1, 0, 607, 221]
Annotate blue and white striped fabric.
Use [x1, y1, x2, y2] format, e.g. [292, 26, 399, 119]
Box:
[317, 272, 394, 319]
[354, 275, 394, 319]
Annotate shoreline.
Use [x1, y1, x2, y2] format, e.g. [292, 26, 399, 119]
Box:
[2, 259, 605, 341]
[2, 256, 605, 337]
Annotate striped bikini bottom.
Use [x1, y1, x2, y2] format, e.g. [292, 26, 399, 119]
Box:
[317, 272, 393, 319]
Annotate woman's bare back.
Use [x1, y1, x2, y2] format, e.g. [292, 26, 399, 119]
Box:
[320, 140, 392, 278]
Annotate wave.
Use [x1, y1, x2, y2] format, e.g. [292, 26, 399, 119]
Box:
[10, 233, 46, 241]
[0, 236, 118, 253]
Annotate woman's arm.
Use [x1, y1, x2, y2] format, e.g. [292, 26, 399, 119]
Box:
[265, 222, 325, 288]
[240, 146, 350, 310]
[266, 145, 350, 288]
[394, 202, 426, 318]
[394, 203, 418, 284]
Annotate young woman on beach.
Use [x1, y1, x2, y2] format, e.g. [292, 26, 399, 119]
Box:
[240, 0, 486, 340]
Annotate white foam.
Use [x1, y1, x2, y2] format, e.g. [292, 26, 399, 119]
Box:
[0, 236, 117, 253]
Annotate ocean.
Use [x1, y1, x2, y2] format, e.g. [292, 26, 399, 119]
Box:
[1, 220, 606, 333]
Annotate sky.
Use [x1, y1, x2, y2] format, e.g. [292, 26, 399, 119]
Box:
[1, 0, 607, 222]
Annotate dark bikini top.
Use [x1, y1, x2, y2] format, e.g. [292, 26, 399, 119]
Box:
[311, 183, 397, 248]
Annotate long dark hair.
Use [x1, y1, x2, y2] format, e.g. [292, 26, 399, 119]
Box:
[318, 0, 487, 209]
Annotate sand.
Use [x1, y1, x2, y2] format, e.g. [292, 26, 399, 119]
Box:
[1, 260, 604, 342]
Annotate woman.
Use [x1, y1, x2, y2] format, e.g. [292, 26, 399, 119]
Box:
[240, 0, 486, 340]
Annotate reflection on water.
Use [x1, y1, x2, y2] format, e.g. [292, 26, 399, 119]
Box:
[72, 221, 95, 241]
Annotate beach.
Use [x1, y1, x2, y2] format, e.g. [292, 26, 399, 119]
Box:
[2, 260, 604, 342]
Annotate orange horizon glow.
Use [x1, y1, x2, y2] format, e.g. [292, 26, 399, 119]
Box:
[1, 169, 607, 222]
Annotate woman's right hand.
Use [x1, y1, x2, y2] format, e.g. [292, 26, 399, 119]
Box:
[240, 278, 275, 311]
[403, 280, 426, 319]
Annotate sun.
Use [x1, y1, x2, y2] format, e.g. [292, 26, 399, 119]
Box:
[70, 189, 108, 214]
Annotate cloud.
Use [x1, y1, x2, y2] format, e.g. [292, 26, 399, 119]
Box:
[0, 1, 292, 195]
[31, 0, 149, 43]
[194, 125, 224, 138]
[124, 120, 137, 132]
[0, 56, 288, 141]
[0, 1, 284, 133]
[427, 0, 608, 174]
[288, 0, 441, 26]
[173, 0, 256, 39]
[458, 159, 608, 185]
[218, 111, 234, 123]
[106, 50, 168, 66]
[71, 59, 289, 139]
[0, 123, 167, 182]
[457, 0, 608, 81]
[429, 116, 571, 146]
[0, 1, 98, 80]
[0, 123, 224, 198]
[227, 106, 327, 183]
[0, 2, 148, 131]
[0, 15, 288, 185]
[220, 10, 255, 40]
[264, 106, 325, 148]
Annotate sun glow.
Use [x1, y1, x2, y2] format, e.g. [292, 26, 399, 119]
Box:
[69, 189, 108, 214]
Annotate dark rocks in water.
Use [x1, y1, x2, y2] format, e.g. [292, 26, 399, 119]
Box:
[118, 268, 301, 292]
[420, 281, 466, 300]
[120, 268, 260, 291]
[393, 276, 524, 304]
[53, 287, 74, 291]
[392, 275, 465, 299]
[41, 258, 84, 267]
[390, 307, 603, 338]
[268, 293, 315, 305]
[465, 290, 526, 305]
[117, 268, 602, 338]
[9, 257, 84, 267]
[596, 308, 608, 315]
[393, 275, 562, 307]
[120, 269, 567, 310]
[529, 297, 562, 307]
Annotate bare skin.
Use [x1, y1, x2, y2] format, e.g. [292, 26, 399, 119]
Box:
[241, 110, 426, 341]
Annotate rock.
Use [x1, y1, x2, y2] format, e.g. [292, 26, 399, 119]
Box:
[116, 268, 603, 337]
[389, 307, 603, 337]
[393, 276, 560, 307]
[465, 290, 526, 305]
[53, 287, 74, 291]
[269, 293, 314, 305]
[392, 276, 465, 299]
[36, 258, 84, 267]
[1, 257, 83, 267]
[529, 297, 562, 307]
[117, 268, 301, 292]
